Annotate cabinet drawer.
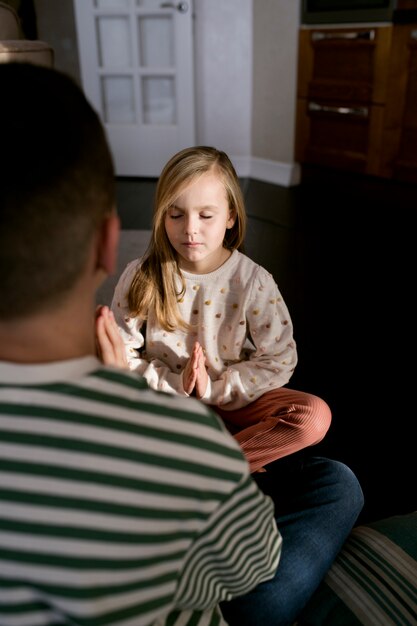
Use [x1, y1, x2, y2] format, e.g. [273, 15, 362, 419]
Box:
[295, 99, 385, 174]
[297, 26, 392, 105]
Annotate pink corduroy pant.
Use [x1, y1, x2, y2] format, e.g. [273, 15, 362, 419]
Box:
[212, 387, 332, 473]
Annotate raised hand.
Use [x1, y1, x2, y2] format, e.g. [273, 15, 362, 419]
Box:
[95, 305, 129, 369]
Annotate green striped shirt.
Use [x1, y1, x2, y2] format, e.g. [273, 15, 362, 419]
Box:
[0, 356, 281, 626]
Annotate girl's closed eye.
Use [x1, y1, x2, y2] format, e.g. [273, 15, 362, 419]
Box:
[167, 210, 214, 220]
[167, 209, 183, 219]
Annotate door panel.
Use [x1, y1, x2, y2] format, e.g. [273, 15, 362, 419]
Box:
[73, 0, 195, 176]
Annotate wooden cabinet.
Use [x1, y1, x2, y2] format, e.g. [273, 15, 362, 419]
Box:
[383, 24, 417, 182]
[295, 21, 417, 181]
[295, 25, 393, 176]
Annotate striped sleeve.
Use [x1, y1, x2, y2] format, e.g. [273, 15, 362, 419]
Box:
[174, 473, 281, 609]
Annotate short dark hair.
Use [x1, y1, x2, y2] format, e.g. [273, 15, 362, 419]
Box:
[0, 63, 115, 319]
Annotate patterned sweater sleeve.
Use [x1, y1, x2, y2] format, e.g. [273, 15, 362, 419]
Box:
[202, 265, 297, 410]
[111, 260, 187, 395]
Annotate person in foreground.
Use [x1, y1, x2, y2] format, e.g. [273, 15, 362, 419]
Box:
[104, 145, 333, 474]
[0, 63, 281, 625]
[97, 145, 364, 624]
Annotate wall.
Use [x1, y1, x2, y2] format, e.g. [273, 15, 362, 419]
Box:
[32, 0, 301, 186]
[251, 0, 300, 184]
[34, 0, 80, 85]
[193, 0, 300, 185]
[193, 0, 252, 172]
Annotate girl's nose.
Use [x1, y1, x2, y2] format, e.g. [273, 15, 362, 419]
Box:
[184, 216, 197, 234]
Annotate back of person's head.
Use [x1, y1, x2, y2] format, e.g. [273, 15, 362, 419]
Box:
[0, 62, 115, 320]
[153, 145, 246, 253]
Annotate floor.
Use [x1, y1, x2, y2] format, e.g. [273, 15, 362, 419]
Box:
[113, 165, 417, 525]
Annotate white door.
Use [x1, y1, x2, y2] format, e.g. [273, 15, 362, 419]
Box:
[73, 0, 195, 176]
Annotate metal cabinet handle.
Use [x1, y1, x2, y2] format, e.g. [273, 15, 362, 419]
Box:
[308, 102, 369, 117]
[160, 2, 188, 12]
[311, 30, 375, 42]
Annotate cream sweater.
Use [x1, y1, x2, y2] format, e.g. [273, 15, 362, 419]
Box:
[111, 250, 297, 410]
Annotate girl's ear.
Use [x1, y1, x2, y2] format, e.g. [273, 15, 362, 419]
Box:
[227, 209, 237, 229]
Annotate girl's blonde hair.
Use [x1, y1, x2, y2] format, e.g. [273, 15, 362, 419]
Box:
[128, 146, 247, 331]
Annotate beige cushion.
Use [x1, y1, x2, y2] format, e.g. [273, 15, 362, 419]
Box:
[0, 1, 21, 39]
[0, 39, 53, 67]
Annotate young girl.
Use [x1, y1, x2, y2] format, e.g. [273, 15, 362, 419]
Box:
[106, 145, 331, 473]
[96, 145, 364, 625]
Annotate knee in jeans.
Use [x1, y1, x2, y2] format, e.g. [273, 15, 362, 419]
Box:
[333, 460, 364, 515]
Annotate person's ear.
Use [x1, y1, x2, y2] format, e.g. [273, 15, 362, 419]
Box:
[227, 209, 237, 229]
[96, 211, 120, 277]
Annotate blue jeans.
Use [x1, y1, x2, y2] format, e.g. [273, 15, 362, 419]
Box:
[220, 453, 364, 626]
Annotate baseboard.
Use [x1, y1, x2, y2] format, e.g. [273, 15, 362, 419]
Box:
[250, 156, 301, 187]
[231, 155, 301, 187]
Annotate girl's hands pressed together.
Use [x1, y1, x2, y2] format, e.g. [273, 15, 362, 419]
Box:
[95, 305, 129, 369]
[183, 341, 208, 398]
